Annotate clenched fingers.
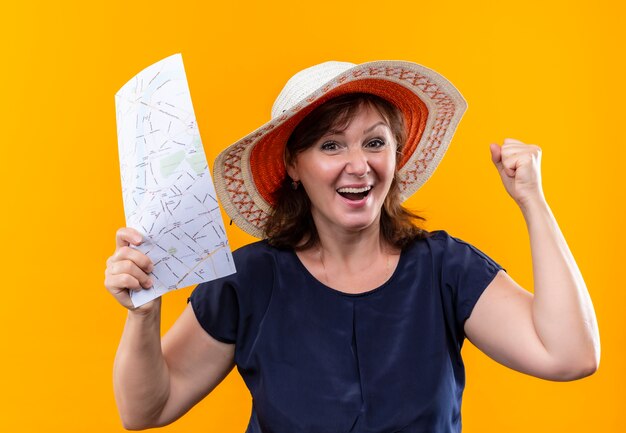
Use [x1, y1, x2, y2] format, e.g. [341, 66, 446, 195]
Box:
[106, 259, 153, 290]
[499, 140, 542, 177]
[116, 227, 144, 249]
[107, 245, 154, 274]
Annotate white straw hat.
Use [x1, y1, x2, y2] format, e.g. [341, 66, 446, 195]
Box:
[213, 60, 467, 238]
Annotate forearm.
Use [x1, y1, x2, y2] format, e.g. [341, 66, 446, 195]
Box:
[521, 197, 600, 375]
[113, 299, 170, 429]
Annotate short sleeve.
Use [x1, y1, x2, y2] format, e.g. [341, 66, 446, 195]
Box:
[188, 278, 239, 344]
[187, 241, 277, 346]
[433, 231, 504, 340]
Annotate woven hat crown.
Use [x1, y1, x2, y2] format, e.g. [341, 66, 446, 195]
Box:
[271, 61, 355, 119]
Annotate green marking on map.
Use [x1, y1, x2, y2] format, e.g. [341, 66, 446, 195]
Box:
[186, 153, 207, 175]
[160, 150, 186, 177]
[168, 247, 177, 255]
[186, 136, 207, 175]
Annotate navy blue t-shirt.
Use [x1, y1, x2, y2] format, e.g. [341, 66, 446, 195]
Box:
[189, 230, 503, 433]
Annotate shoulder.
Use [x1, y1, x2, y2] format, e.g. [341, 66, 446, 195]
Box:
[401, 230, 466, 258]
[191, 240, 285, 294]
[420, 229, 470, 246]
[405, 230, 502, 274]
[419, 230, 494, 257]
[232, 239, 275, 256]
[404, 229, 461, 248]
[233, 240, 287, 273]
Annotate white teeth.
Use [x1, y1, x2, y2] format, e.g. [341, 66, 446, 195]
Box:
[337, 186, 372, 193]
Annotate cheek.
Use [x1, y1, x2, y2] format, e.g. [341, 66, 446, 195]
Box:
[300, 159, 342, 183]
[373, 152, 396, 179]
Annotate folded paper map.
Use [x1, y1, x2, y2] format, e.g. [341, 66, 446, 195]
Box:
[115, 53, 235, 307]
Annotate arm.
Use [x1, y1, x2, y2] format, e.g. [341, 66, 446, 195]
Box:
[464, 139, 600, 381]
[114, 304, 235, 429]
[106, 228, 235, 429]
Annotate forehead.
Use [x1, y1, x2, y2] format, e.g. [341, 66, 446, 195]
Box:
[325, 102, 391, 134]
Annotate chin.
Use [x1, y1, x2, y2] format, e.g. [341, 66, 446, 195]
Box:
[337, 216, 381, 233]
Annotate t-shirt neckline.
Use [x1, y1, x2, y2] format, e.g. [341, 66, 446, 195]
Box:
[289, 246, 408, 298]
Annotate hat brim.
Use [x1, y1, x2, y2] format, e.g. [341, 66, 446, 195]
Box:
[214, 61, 467, 238]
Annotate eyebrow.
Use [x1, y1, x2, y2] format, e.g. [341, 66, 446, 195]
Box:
[324, 121, 389, 137]
[363, 121, 389, 134]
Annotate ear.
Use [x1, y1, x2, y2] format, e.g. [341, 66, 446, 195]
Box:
[285, 160, 299, 182]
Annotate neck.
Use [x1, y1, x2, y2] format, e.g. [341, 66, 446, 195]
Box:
[303, 224, 399, 294]
[315, 223, 387, 261]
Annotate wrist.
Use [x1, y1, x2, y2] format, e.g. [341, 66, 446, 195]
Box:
[518, 195, 552, 225]
[127, 297, 162, 320]
[517, 192, 548, 214]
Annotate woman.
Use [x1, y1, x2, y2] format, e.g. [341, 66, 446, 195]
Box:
[105, 61, 600, 432]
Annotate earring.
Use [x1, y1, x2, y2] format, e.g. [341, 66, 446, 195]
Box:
[291, 180, 300, 190]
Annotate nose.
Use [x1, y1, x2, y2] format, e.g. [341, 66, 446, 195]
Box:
[345, 147, 370, 178]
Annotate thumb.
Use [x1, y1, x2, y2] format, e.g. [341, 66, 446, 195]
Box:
[489, 143, 503, 170]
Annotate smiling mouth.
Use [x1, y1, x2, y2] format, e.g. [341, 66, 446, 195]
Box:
[336, 186, 372, 201]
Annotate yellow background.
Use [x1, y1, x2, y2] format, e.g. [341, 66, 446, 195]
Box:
[1, 0, 623, 431]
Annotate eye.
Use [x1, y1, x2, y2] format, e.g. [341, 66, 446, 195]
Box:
[320, 141, 340, 151]
[365, 138, 386, 149]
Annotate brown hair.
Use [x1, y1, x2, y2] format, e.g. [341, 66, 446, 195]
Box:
[264, 93, 427, 249]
